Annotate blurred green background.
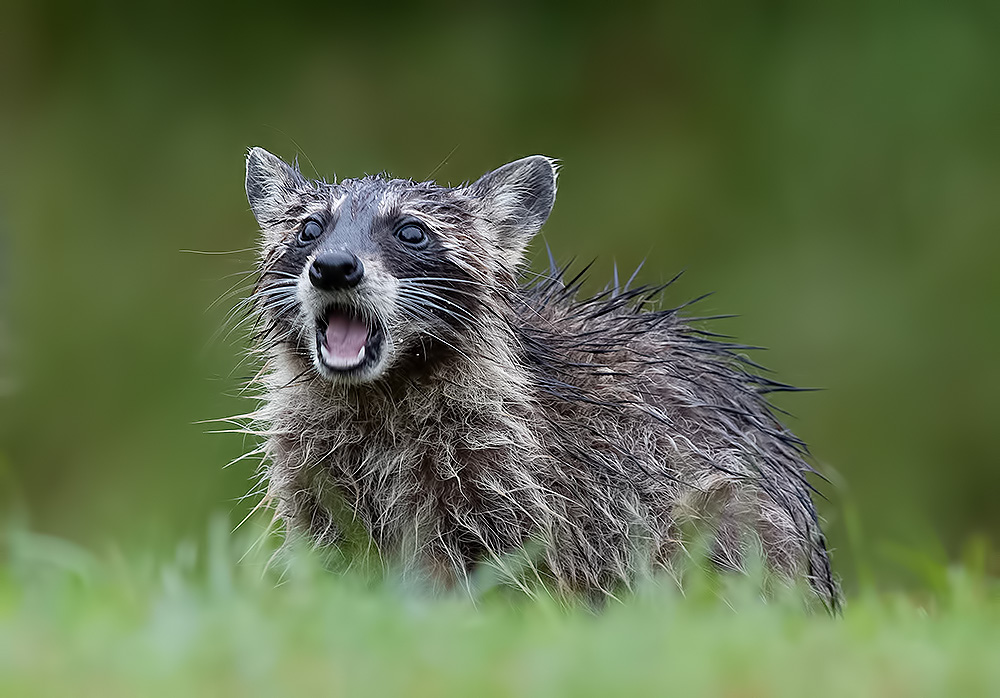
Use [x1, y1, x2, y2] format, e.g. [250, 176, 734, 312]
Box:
[1, 0, 997, 592]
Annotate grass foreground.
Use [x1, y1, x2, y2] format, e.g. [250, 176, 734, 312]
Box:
[2, 522, 999, 698]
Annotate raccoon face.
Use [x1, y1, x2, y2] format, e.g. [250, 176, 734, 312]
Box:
[244, 147, 556, 385]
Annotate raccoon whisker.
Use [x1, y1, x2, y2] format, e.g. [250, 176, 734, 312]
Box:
[255, 279, 300, 292]
[222, 267, 299, 306]
[399, 288, 496, 323]
[218, 268, 261, 282]
[394, 291, 461, 325]
[229, 343, 268, 379]
[259, 270, 301, 281]
[252, 285, 298, 304]
[395, 298, 480, 344]
[212, 290, 295, 348]
[394, 296, 487, 350]
[218, 312, 260, 345]
[234, 298, 293, 328]
[260, 277, 297, 293]
[402, 276, 490, 288]
[399, 280, 487, 296]
[254, 283, 300, 298]
[255, 301, 300, 321]
[395, 287, 479, 322]
[246, 314, 298, 348]
[242, 295, 297, 318]
[208, 278, 260, 312]
[181, 246, 257, 256]
[225, 299, 255, 320]
[249, 303, 297, 322]
[227, 280, 298, 318]
[235, 298, 298, 335]
[398, 281, 487, 303]
[393, 299, 459, 336]
[394, 292, 481, 332]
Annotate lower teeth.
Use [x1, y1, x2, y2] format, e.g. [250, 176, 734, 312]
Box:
[320, 343, 367, 368]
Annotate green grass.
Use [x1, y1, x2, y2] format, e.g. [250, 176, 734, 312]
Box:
[2, 522, 998, 698]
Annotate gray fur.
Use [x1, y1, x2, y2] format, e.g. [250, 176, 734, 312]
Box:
[240, 147, 840, 608]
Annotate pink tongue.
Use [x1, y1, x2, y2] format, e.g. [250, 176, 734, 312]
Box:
[324, 313, 370, 359]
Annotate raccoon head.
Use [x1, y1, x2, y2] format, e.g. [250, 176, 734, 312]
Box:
[244, 147, 557, 385]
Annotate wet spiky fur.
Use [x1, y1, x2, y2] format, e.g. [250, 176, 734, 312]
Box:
[239, 148, 840, 609]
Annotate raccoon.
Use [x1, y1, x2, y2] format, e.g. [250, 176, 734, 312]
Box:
[240, 147, 839, 608]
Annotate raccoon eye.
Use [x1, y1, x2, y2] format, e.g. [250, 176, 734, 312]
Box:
[298, 219, 323, 244]
[396, 223, 427, 248]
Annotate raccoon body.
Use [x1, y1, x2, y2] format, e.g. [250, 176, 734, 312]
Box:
[242, 148, 839, 606]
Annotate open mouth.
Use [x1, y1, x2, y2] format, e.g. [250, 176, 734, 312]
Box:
[315, 306, 383, 374]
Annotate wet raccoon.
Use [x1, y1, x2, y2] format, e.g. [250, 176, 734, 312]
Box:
[241, 147, 840, 607]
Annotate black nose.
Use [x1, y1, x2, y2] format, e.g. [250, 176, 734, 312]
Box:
[309, 250, 365, 291]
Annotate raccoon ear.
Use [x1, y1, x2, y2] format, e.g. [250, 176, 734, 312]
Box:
[466, 155, 557, 268]
[245, 147, 307, 226]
